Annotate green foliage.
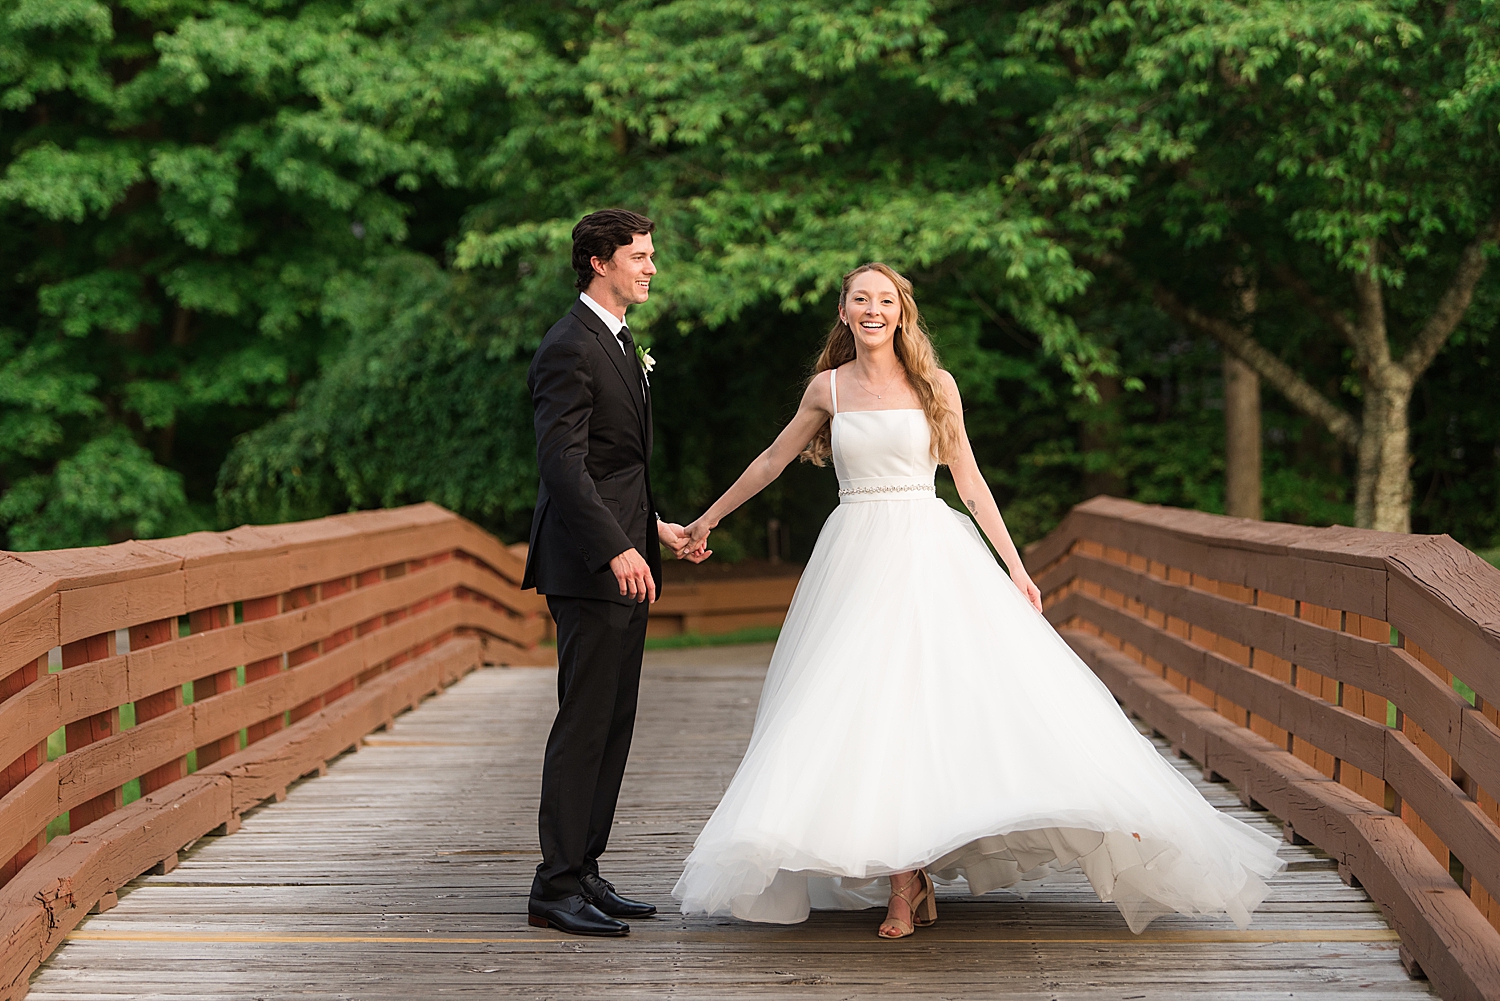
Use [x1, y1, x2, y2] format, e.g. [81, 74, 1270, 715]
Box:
[224, 0, 1126, 551]
[0, 427, 194, 549]
[0, 0, 528, 548]
[4, 0, 1497, 558]
[1010, 0, 1500, 534]
[217, 254, 543, 535]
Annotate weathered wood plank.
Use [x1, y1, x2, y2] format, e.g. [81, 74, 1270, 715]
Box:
[1049, 591, 1390, 776]
[0, 637, 482, 1000]
[21, 645, 1434, 1001]
[1062, 630, 1495, 1000]
[0, 566, 545, 786]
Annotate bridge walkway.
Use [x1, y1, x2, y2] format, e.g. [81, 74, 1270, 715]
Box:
[29, 644, 1431, 1000]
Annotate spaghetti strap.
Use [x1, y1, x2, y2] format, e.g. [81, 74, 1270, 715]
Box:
[829, 367, 838, 414]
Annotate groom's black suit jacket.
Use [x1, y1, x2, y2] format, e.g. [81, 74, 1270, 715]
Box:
[522, 299, 662, 605]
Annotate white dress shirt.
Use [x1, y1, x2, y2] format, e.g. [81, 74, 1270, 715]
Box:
[580, 293, 628, 352]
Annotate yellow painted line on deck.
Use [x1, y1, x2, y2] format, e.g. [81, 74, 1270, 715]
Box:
[66, 929, 1399, 945]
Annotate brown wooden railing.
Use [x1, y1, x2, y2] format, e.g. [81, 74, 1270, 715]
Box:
[0, 504, 549, 1001]
[19, 495, 1493, 994]
[1026, 496, 1500, 1001]
[649, 575, 800, 637]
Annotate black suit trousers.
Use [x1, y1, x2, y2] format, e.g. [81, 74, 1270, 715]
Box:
[532, 593, 651, 900]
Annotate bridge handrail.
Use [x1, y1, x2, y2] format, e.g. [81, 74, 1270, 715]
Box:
[0, 503, 548, 1001]
[1027, 496, 1500, 1001]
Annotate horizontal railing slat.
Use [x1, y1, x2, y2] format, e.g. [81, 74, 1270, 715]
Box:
[1049, 552, 1500, 811]
[0, 635, 481, 1001]
[1029, 497, 1500, 1001]
[0, 559, 544, 775]
[0, 504, 545, 679]
[1050, 591, 1390, 775]
[0, 596, 59, 693]
[0, 598, 532, 864]
[1062, 628, 1500, 1001]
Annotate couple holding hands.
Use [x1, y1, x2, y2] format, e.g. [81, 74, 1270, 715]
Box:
[520, 209, 1284, 941]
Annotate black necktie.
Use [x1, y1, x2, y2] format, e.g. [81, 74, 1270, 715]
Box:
[616, 326, 645, 396]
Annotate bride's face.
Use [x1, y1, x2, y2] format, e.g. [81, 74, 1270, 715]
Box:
[841, 272, 901, 353]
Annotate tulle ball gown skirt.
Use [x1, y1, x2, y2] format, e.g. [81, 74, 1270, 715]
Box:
[672, 493, 1285, 932]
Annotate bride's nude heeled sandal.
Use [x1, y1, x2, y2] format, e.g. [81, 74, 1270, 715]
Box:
[877, 869, 937, 939]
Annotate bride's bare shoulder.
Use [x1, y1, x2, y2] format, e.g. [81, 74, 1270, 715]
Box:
[936, 368, 961, 401]
[799, 368, 837, 416]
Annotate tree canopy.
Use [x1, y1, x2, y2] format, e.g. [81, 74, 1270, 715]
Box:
[3, 0, 1498, 560]
[1014, 0, 1500, 532]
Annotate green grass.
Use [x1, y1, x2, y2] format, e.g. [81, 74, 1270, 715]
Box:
[645, 625, 782, 650]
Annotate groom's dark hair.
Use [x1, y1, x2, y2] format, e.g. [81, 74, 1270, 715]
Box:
[571, 209, 655, 291]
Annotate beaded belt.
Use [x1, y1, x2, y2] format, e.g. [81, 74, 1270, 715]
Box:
[837, 481, 936, 503]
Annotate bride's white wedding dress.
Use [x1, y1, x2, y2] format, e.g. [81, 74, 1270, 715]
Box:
[672, 369, 1285, 931]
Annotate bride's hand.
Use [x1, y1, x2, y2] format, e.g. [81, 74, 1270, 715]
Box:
[1012, 569, 1043, 614]
[682, 518, 713, 563]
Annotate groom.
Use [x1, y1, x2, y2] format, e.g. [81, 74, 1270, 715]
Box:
[523, 209, 707, 937]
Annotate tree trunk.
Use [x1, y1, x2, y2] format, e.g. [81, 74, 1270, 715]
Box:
[1081, 375, 1125, 498]
[1223, 268, 1261, 520]
[1354, 390, 1381, 530]
[1369, 373, 1414, 533]
[1223, 353, 1262, 519]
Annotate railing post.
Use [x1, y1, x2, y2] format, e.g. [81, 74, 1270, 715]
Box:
[382, 563, 411, 671]
[62, 631, 121, 829]
[355, 568, 386, 685]
[319, 576, 357, 706]
[191, 605, 240, 766]
[286, 585, 323, 723]
[243, 595, 284, 746]
[1, 653, 49, 885]
[132, 618, 187, 795]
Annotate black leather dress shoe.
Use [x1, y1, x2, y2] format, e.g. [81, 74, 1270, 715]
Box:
[580, 871, 658, 919]
[527, 894, 629, 936]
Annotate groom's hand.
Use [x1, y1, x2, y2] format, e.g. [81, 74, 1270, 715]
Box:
[610, 548, 656, 603]
[658, 521, 711, 563]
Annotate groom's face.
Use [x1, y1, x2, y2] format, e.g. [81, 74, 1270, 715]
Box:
[595, 233, 656, 308]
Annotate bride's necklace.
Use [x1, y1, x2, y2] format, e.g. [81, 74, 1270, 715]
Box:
[854, 364, 903, 400]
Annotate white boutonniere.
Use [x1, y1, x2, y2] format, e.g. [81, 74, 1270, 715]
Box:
[636, 343, 655, 382]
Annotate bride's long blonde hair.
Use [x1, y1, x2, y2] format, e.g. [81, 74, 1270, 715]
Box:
[800, 262, 961, 467]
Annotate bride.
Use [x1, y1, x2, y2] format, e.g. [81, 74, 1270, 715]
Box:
[671, 262, 1285, 939]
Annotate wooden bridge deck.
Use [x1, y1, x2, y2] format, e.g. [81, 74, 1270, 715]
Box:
[27, 644, 1433, 1000]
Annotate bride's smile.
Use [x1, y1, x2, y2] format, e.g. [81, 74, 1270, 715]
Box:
[843, 280, 901, 347]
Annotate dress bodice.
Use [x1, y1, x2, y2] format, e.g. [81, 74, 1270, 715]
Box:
[829, 369, 938, 503]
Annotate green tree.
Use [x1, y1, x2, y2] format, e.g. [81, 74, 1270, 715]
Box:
[13, 0, 1495, 559]
[226, 0, 1122, 552]
[0, 0, 527, 547]
[1013, 0, 1500, 532]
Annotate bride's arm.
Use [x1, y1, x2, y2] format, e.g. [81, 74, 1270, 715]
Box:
[686, 372, 834, 544]
[940, 372, 1044, 613]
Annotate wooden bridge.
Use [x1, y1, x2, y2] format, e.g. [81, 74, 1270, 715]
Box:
[0, 498, 1497, 999]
